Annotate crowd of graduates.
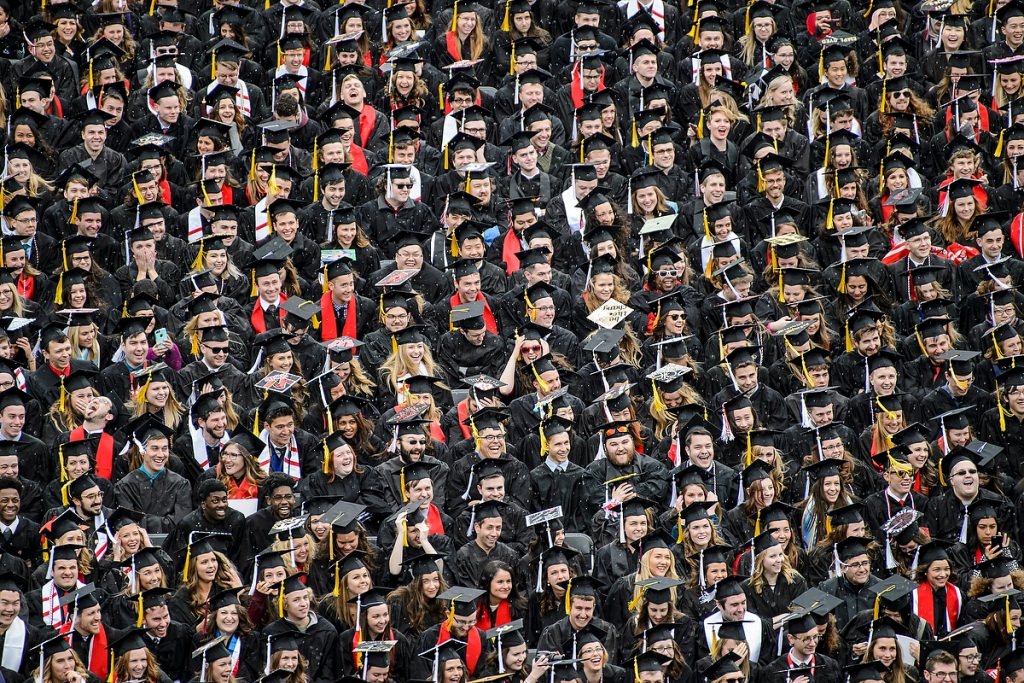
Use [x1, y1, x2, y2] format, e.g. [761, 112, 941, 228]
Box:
[8, 1, 1024, 683]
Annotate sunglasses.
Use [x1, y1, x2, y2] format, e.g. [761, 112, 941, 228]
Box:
[603, 425, 630, 437]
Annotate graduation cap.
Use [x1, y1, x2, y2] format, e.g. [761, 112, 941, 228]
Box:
[790, 587, 845, 624]
[844, 662, 888, 683]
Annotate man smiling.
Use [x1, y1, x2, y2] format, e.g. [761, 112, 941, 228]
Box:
[112, 416, 191, 533]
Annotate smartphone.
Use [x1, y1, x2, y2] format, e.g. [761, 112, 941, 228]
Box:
[154, 328, 169, 346]
[993, 534, 1005, 547]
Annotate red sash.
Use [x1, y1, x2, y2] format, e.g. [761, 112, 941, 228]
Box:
[501, 230, 522, 275]
[445, 32, 462, 61]
[570, 63, 605, 109]
[221, 185, 233, 205]
[449, 293, 497, 334]
[456, 400, 472, 439]
[429, 421, 446, 443]
[319, 292, 356, 342]
[439, 623, 482, 673]
[426, 503, 446, 536]
[475, 599, 512, 631]
[362, 52, 373, 67]
[72, 427, 114, 480]
[913, 582, 961, 633]
[349, 145, 369, 175]
[227, 477, 259, 499]
[16, 274, 33, 301]
[937, 175, 988, 211]
[357, 104, 377, 148]
[250, 295, 288, 334]
[159, 179, 172, 205]
[59, 622, 109, 681]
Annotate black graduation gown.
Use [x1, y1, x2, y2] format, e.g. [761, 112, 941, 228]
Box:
[112, 468, 193, 534]
[162, 508, 248, 572]
[0, 517, 42, 570]
[528, 462, 591, 534]
[445, 453, 532, 519]
[446, 540, 521, 588]
[336, 628, 416, 680]
[817, 574, 881, 631]
[144, 621, 202, 682]
[742, 575, 810, 620]
[581, 455, 670, 523]
[261, 616, 339, 683]
[923, 489, 1017, 545]
[765, 653, 843, 683]
[295, 468, 390, 522]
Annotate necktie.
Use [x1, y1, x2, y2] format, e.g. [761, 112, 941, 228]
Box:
[266, 305, 279, 328]
[1, 529, 11, 543]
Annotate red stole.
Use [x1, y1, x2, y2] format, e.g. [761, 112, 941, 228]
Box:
[159, 179, 172, 205]
[221, 185, 233, 205]
[362, 52, 373, 67]
[449, 293, 497, 334]
[429, 421, 446, 443]
[913, 582, 961, 633]
[16, 274, 33, 301]
[426, 503, 446, 536]
[501, 229, 522, 275]
[880, 194, 895, 224]
[445, 31, 462, 61]
[438, 623, 482, 673]
[250, 294, 288, 334]
[570, 64, 605, 109]
[456, 400, 472, 440]
[349, 145, 369, 175]
[357, 104, 377, 148]
[319, 292, 356, 341]
[72, 427, 114, 481]
[227, 477, 259, 499]
[59, 622, 109, 681]
[937, 174, 988, 210]
[475, 599, 512, 631]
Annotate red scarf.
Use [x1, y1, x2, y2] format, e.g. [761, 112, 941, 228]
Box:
[445, 31, 462, 61]
[250, 295, 288, 334]
[16, 274, 33, 301]
[426, 503, 446, 536]
[913, 582, 961, 634]
[349, 145, 369, 175]
[221, 185, 233, 205]
[449, 293, 497, 334]
[456, 400, 472, 439]
[362, 52, 373, 67]
[475, 599, 512, 631]
[50, 363, 70, 378]
[319, 292, 356, 341]
[159, 179, 172, 205]
[439, 623, 482, 674]
[570, 63, 605, 109]
[357, 104, 377, 148]
[501, 229, 522, 275]
[227, 476, 259, 499]
[71, 427, 114, 481]
[59, 622, 109, 681]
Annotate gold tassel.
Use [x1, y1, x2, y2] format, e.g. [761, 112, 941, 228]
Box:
[323, 442, 331, 474]
[61, 480, 72, 507]
[539, 422, 548, 456]
[509, 42, 516, 76]
[450, 230, 459, 257]
[501, 0, 511, 30]
[777, 269, 785, 303]
[252, 407, 260, 436]
[211, 50, 217, 81]
[58, 445, 67, 482]
[249, 270, 257, 298]
[322, 266, 329, 294]
[1007, 595, 1015, 634]
[136, 594, 144, 627]
[627, 586, 645, 612]
[277, 585, 285, 617]
[563, 579, 572, 614]
[651, 380, 665, 413]
[400, 469, 407, 502]
[190, 334, 199, 357]
[324, 46, 332, 72]
[997, 129, 1006, 158]
[191, 243, 205, 271]
[54, 273, 64, 305]
[631, 119, 639, 148]
[183, 545, 192, 581]
[838, 262, 847, 293]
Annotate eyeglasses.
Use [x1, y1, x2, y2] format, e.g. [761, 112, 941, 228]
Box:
[843, 560, 870, 570]
[522, 344, 541, 353]
[478, 433, 504, 442]
[392, 183, 413, 189]
[203, 345, 229, 354]
[887, 469, 913, 479]
[794, 634, 821, 644]
[892, 90, 912, 98]
[959, 654, 982, 662]
[952, 468, 977, 477]
[533, 305, 556, 312]
[649, 645, 674, 655]
[655, 270, 679, 277]
[928, 673, 956, 680]
[665, 313, 684, 321]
